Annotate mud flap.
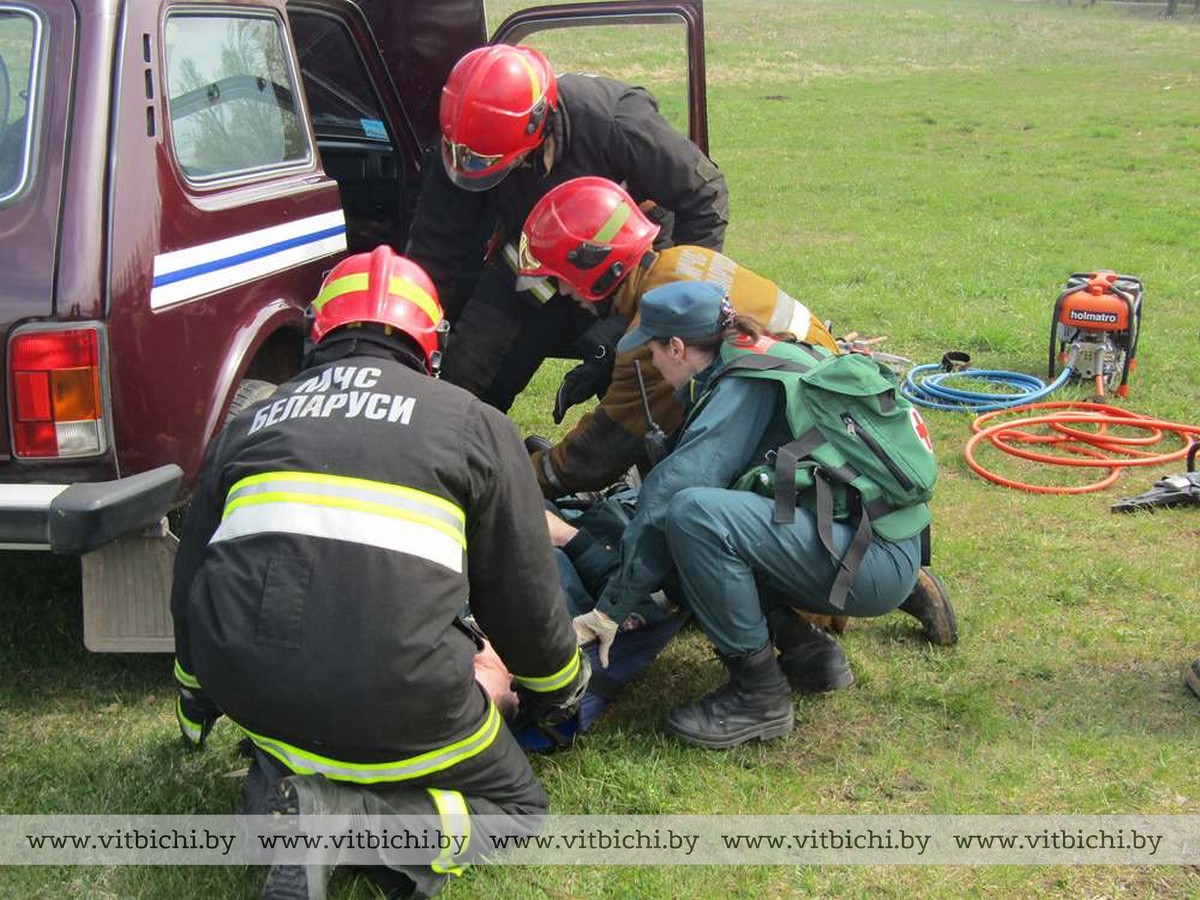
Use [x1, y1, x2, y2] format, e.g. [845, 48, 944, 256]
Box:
[81, 523, 177, 652]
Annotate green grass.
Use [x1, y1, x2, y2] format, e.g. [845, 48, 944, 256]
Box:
[4, 1, 1200, 897]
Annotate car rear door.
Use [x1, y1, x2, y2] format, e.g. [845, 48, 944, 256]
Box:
[489, 0, 710, 154]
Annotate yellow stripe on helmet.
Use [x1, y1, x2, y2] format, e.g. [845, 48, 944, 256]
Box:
[312, 272, 441, 328]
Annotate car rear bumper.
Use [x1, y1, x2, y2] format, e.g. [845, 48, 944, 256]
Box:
[0, 464, 183, 554]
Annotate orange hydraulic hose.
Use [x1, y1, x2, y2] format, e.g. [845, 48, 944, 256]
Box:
[963, 401, 1200, 494]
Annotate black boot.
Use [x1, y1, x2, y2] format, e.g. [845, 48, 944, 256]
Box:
[263, 776, 364, 900]
[664, 644, 794, 749]
[767, 606, 854, 693]
[1187, 659, 1200, 700]
[898, 567, 958, 646]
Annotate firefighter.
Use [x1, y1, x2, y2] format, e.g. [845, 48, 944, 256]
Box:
[574, 281, 925, 749]
[405, 43, 729, 414]
[170, 246, 588, 900]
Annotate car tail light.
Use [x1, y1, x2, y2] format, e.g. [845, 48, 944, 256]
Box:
[9, 326, 109, 458]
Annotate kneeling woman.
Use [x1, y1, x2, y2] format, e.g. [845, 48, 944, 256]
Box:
[573, 280, 924, 749]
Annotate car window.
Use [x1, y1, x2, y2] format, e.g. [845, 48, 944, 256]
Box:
[289, 10, 390, 144]
[0, 8, 42, 202]
[491, 14, 693, 136]
[164, 12, 310, 180]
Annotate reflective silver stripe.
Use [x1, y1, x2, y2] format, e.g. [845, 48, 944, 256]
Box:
[226, 473, 465, 536]
[538, 450, 567, 494]
[236, 702, 501, 784]
[428, 789, 471, 875]
[211, 471, 466, 574]
[770, 288, 814, 339]
[176, 698, 202, 741]
[512, 649, 582, 693]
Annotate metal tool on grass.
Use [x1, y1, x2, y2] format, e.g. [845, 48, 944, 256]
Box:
[1112, 440, 1200, 513]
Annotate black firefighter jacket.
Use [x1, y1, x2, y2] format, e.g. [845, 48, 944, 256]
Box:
[406, 72, 730, 304]
[171, 348, 581, 780]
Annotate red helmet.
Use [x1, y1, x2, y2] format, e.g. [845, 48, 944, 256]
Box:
[309, 246, 446, 374]
[439, 44, 558, 191]
[518, 176, 660, 301]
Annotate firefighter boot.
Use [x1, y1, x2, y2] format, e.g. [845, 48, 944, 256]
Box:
[767, 606, 854, 693]
[1187, 659, 1200, 700]
[898, 567, 958, 646]
[664, 644, 794, 749]
[263, 775, 362, 900]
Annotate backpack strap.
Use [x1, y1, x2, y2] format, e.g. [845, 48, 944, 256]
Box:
[715, 353, 816, 382]
[682, 352, 816, 434]
[771, 429, 825, 524]
[812, 468, 873, 611]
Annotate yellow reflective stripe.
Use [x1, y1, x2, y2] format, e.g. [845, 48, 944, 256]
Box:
[514, 52, 541, 107]
[176, 698, 202, 740]
[223, 490, 466, 549]
[512, 649, 581, 693]
[387, 276, 441, 325]
[235, 702, 501, 784]
[174, 659, 201, 690]
[312, 272, 441, 326]
[428, 789, 471, 876]
[229, 471, 464, 526]
[213, 497, 464, 572]
[312, 272, 368, 310]
[591, 202, 631, 244]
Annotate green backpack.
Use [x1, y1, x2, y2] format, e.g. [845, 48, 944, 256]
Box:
[700, 337, 937, 609]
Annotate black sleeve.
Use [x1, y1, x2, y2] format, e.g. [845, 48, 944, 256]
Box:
[563, 527, 621, 601]
[169, 427, 232, 688]
[404, 154, 491, 302]
[608, 87, 729, 250]
[462, 403, 585, 702]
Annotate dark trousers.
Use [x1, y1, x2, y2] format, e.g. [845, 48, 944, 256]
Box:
[440, 260, 595, 411]
[240, 714, 547, 898]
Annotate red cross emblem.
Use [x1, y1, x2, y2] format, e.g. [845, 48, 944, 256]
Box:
[910, 408, 934, 453]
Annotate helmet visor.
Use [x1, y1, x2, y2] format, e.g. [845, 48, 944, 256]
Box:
[516, 231, 543, 274]
[441, 137, 525, 192]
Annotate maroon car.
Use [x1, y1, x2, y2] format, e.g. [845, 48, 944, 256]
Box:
[0, 0, 709, 649]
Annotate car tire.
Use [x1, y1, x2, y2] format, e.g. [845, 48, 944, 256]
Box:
[226, 377, 277, 424]
[168, 378, 278, 537]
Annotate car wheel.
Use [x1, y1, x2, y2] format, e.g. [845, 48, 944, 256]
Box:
[226, 377, 277, 423]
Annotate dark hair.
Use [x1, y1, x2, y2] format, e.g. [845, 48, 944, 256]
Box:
[656, 313, 787, 353]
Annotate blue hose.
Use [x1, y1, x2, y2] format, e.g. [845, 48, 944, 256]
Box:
[901, 363, 1074, 412]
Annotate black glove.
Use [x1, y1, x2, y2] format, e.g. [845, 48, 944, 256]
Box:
[515, 651, 591, 728]
[553, 314, 629, 423]
[553, 359, 610, 424]
[176, 686, 222, 748]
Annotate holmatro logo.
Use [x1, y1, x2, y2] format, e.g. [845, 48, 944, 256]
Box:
[1068, 309, 1119, 325]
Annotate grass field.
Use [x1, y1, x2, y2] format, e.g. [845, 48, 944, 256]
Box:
[2, 1, 1199, 897]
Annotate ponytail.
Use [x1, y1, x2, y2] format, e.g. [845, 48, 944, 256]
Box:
[683, 312, 786, 352]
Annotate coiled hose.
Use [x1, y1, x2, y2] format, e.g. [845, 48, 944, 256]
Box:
[963, 401, 1200, 494]
[902, 352, 1075, 413]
